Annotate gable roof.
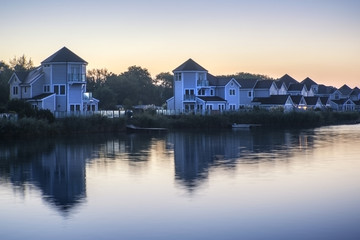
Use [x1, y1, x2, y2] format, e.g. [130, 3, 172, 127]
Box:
[41, 47, 87, 64]
[319, 96, 330, 105]
[304, 96, 320, 105]
[301, 77, 317, 90]
[338, 84, 352, 96]
[173, 58, 207, 72]
[331, 98, 354, 105]
[277, 74, 298, 88]
[30, 93, 55, 100]
[317, 84, 336, 95]
[236, 78, 258, 89]
[350, 87, 360, 96]
[252, 95, 291, 105]
[11, 66, 43, 85]
[290, 95, 304, 104]
[287, 83, 305, 91]
[14, 71, 29, 82]
[254, 80, 275, 89]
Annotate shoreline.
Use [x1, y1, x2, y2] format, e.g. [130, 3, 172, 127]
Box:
[1, 111, 359, 139]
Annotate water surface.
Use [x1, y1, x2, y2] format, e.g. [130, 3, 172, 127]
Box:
[1, 125, 360, 240]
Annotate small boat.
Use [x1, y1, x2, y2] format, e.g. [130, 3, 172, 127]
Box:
[232, 123, 262, 129]
[126, 124, 168, 133]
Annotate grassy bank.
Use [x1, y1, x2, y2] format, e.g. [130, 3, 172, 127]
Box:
[130, 111, 360, 129]
[1, 111, 359, 139]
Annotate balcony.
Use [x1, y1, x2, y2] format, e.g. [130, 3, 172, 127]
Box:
[197, 80, 209, 87]
[184, 94, 196, 101]
[68, 73, 86, 83]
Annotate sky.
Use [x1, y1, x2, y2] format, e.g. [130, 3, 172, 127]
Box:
[1, 0, 359, 88]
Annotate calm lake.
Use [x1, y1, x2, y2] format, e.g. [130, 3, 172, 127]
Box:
[1, 124, 360, 240]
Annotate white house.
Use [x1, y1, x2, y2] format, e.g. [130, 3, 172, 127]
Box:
[8, 47, 98, 113]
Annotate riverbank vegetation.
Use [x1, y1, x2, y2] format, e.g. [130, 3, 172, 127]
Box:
[1, 106, 359, 139]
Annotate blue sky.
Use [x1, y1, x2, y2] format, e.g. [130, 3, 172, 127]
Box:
[1, 0, 359, 87]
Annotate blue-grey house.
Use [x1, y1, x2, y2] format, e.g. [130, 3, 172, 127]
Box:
[8, 47, 98, 113]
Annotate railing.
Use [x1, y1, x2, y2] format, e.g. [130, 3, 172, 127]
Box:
[197, 80, 209, 87]
[183, 94, 196, 101]
[54, 110, 126, 118]
[68, 73, 86, 83]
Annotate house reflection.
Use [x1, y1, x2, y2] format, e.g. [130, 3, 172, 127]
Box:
[0, 137, 97, 215]
[167, 129, 315, 191]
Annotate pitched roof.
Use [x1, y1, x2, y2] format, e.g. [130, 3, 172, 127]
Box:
[331, 99, 354, 105]
[254, 80, 275, 89]
[173, 58, 207, 72]
[317, 84, 336, 95]
[277, 74, 298, 87]
[207, 73, 220, 85]
[301, 77, 317, 90]
[236, 78, 258, 89]
[290, 95, 304, 104]
[31, 93, 55, 100]
[14, 71, 29, 82]
[319, 96, 329, 105]
[338, 84, 352, 95]
[14, 66, 43, 85]
[198, 96, 226, 102]
[41, 47, 87, 64]
[304, 96, 320, 105]
[350, 87, 360, 96]
[252, 95, 290, 105]
[287, 83, 305, 91]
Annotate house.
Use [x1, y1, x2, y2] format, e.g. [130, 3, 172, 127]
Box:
[277, 74, 298, 88]
[167, 58, 227, 113]
[252, 95, 294, 112]
[290, 95, 307, 110]
[237, 78, 258, 107]
[287, 83, 308, 96]
[338, 84, 352, 99]
[8, 47, 99, 113]
[301, 77, 318, 96]
[275, 81, 288, 95]
[253, 80, 278, 98]
[330, 99, 356, 111]
[304, 96, 323, 110]
[349, 87, 360, 101]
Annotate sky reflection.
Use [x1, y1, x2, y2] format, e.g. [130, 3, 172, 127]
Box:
[1, 125, 360, 239]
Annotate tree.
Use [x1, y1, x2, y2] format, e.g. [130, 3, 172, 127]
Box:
[86, 68, 110, 93]
[0, 61, 11, 107]
[9, 55, 34, 72]
[154, 72, 173, 89]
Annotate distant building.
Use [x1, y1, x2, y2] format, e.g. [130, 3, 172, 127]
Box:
[8, 47, 99, 113]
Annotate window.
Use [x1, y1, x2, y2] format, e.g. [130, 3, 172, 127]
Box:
[43, 85, 50, 93]
[13, 86, 18, 95]
[210, 90, 214, 96]
[175, 73, 182, 81]
[198, 89, 205, 95]
[248, 91, 252, 97]
[24, 87, 27, 93]
[229, 89, 235, 95]
[54, 85, 66, 95]
[230, 104, 236, 110]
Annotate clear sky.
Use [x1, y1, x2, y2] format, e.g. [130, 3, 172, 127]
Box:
[1, 0, 359, 88]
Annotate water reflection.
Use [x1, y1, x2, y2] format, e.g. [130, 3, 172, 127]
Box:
[0, 128, 323, 214]
[168, 129, 315, 191]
